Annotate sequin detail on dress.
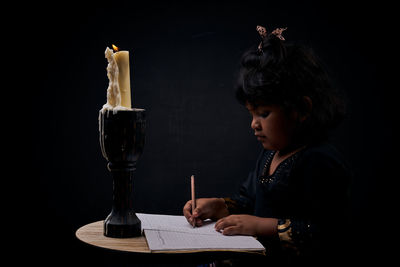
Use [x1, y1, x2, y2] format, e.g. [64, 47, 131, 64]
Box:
[259, 150, 300, 185]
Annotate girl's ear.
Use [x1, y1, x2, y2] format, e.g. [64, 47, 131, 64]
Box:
[299, 96, 312, 122]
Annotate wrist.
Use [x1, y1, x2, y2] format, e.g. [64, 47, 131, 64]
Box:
[255, 217, 278, 236]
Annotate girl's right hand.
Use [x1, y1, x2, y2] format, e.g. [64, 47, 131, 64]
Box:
[183, 198, 229, 227]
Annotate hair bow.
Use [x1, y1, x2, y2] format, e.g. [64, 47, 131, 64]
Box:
[256, 25, 287, 51]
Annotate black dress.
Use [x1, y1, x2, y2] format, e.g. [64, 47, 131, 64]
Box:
[224, 142, 351, 264]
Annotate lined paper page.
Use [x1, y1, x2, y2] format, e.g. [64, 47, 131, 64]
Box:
[144, 229, 265, 251]
[137, 213, 216, 234]
[136, 213, 265, 252]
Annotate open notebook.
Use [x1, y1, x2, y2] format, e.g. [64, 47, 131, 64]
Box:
[136, 213, 265, 253]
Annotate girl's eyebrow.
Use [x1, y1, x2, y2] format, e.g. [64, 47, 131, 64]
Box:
[257, 105, 273, 112]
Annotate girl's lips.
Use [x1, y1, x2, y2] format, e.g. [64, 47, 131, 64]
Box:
[256, 135, 266, 141]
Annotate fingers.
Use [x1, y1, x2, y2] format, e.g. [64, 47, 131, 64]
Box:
[183, 200, 204, 227]
[192, 207, 202, 218]
[183, 200, 203, 218]
[215, 215, 240, 235]
[219, 226, 238, 235]
[183, 200, 193, 221]
[192, 207, 204, 226]
[194, 217, 203, 227]
[215, 216, 231, 232]
[215, 217, 227, 231]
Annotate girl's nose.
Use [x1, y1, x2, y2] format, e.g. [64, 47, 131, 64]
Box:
[251, 117, 261, 130]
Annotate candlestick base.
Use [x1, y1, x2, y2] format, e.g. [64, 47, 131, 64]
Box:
[104, 213, 142, 238]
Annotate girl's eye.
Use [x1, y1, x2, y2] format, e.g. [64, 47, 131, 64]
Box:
[259, 112, 270, 118]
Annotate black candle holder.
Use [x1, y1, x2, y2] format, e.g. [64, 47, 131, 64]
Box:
[99, 108, 145, 238]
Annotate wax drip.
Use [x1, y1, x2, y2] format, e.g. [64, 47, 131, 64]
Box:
[101, 47, 130, 114]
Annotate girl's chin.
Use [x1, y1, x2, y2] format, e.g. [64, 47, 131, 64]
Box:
[260, 140, 281, 151]
[261, 141, 274, 150]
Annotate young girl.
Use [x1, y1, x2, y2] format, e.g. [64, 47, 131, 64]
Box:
[183, 26, 351, 264]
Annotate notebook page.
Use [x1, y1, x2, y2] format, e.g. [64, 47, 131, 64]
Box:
[144, 229, 265, 251]
[137, 213, 217, 235]
[136, 213, 265, 252]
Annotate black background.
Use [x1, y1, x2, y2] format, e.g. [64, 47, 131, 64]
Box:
[9, 0, 395, 265]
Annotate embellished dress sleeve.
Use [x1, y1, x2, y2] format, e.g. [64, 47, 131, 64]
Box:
[275, 148, 351, 260]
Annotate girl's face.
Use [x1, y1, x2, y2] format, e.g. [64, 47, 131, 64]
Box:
[246, 103, 299, 151]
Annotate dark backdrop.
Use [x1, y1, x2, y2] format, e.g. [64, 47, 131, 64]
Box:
[12, 0, 395, 265]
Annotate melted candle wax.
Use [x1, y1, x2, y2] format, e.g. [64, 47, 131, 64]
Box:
[101, 46, 132, 114]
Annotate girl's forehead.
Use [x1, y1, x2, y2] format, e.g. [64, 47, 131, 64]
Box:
[245, 102, 279, 111]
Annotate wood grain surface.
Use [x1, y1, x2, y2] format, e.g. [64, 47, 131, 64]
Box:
[76, 221, 150, 253]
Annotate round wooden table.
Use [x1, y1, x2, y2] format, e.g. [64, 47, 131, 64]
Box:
[76, 221, 266, 265]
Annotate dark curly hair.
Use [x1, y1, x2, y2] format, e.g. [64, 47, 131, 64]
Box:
[236, 32, 346, 144]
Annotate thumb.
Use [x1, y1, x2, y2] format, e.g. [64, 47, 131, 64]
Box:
[193, 207, 202, 218]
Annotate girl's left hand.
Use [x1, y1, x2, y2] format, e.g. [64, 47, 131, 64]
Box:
[214, 215, 278, 236]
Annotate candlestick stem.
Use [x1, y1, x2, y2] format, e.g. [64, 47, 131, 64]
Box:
[104, 162, 141, 237]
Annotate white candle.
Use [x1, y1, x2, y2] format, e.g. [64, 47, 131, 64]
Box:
[102, 45, 132, 112]
[113, 45, 131, 109]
